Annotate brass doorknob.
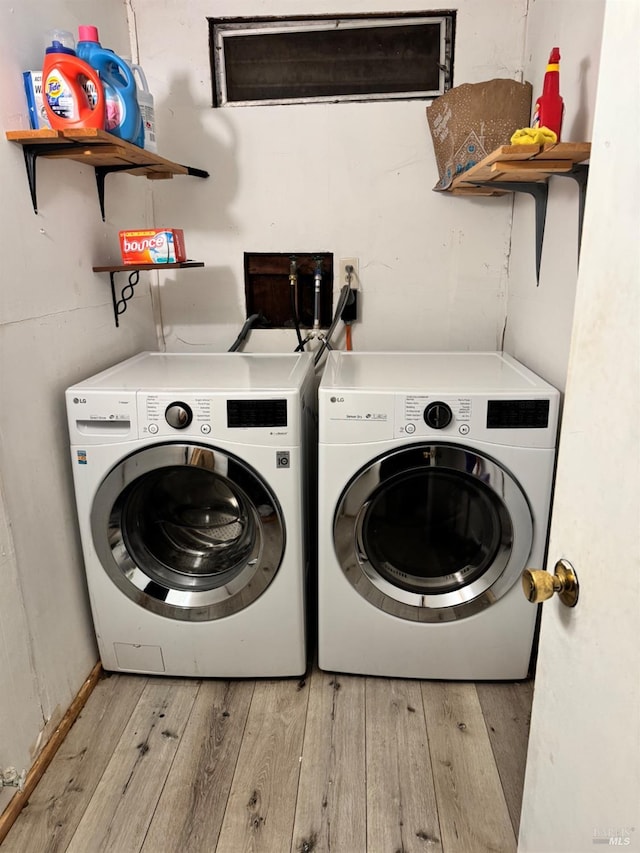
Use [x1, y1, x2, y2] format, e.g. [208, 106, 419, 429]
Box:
[522, 559, 579, 608]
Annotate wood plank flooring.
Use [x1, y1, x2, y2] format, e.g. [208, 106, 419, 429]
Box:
[2, 665, 532, 853]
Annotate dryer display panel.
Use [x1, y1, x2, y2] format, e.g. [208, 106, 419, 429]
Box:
[486, 399, 550, 428]
[91, 443, 285, 621]
[334, 443, 533, 622]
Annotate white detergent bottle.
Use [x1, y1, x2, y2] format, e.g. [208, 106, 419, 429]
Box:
[130, 64, 157, 152]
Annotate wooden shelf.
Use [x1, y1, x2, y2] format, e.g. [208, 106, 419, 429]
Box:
[442, 142, 591, 284]
[6, 128, 209, 219]
[92, 262, 205, 328]
[93, 262, 204, 273]
[448, 142, 591, 195]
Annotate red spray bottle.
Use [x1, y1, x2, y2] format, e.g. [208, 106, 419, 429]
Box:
[532, 47, 564, 141]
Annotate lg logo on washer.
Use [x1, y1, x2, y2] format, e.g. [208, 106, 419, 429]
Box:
[330, 396, 345, 403]
[73, 397, 87, 404]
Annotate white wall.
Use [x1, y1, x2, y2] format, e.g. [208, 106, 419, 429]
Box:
[504, 0, 605, 390]
[0, 0, 157, 810]
[135, 0, 605, 389]
[132, 0, 529, 355]
[0, 481, 41, 811]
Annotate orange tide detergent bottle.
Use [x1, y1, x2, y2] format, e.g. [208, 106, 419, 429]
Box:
[532, 47, 564, 141]
[42, 30, 105, 130]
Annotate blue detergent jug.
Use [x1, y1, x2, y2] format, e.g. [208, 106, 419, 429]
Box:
[77, 25, 144, 147]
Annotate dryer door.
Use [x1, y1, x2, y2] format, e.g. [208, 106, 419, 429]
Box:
[334, 443, 533, 622]
[91, 443, 285, 621]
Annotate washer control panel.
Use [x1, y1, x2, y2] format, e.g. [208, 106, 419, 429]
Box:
[139, 393, 213, 437]
[136, 392, 294, 445]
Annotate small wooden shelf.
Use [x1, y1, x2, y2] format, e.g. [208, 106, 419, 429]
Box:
[6, 128, 209, 219]
[448, 142, 591, 195]
[92, 262, 205, 328]
[92, 262, 205, 273]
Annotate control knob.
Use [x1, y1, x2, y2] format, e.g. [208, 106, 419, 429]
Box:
[165, 402, 193, 430]
[424, 401, 453, 430]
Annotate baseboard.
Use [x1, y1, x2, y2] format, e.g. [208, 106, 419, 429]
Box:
[0, 661, 102, 845]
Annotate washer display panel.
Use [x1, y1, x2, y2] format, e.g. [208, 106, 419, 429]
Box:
[92, 443, 285, 621]
[334, 444, 532, 622]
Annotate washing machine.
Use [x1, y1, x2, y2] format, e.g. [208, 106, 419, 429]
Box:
[66, 351, 315, 677]
[317, 351, 559, 680]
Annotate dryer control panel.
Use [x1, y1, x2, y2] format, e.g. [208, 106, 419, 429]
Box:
[394, 393, 557, 448]
[395, 395, 472, 437]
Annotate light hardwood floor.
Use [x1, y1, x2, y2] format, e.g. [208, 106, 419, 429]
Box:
[2, 665, 532, 853]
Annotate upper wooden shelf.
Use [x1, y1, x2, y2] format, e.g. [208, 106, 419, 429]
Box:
[448, 142, 591, 196]
[6, 128, 208, 179]
[6, 128, 209, 219]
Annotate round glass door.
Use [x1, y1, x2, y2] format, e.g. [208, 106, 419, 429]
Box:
[334, 444, 532, 622]
[91, 443, 285, 621]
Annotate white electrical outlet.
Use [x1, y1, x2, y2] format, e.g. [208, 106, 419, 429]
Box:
[339, 257, 359, 288]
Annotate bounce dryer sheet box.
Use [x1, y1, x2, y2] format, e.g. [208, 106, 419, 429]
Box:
[119, 229, 187, 265]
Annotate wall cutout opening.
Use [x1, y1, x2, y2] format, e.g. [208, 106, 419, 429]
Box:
[244, 253, 333, 330]
[209, 13, 455, 107]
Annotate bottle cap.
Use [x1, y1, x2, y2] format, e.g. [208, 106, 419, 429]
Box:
[45, 40, 75, 55]
[78, 25, 100, 42]
[45, 29, 75, 52]
[549, 47, 561, 63]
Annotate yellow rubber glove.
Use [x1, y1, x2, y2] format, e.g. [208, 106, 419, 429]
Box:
[510, 127, 558, 145]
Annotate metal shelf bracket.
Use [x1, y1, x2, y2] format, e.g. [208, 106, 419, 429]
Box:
[94, 163, 155, 221]
[21, 142, 89, 214]
[108, 269, 141, 327]
[13, 133, 209, 220]
[552, 163, 590, 258]
[472, 180, 550, 285]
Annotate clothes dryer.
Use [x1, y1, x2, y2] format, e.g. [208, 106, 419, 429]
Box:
[67, 351, 314, 677]
[317, 351, 559, 679]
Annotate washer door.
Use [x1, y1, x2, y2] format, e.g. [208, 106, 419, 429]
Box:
[91, 443, 285, 621]
[333, 444, 533, 622]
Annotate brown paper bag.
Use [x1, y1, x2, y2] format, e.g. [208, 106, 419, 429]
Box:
[426, 79, 532, 191]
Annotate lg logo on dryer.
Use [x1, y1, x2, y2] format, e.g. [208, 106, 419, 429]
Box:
[73, 397, 87, 404]
[330, 396, 345, 403]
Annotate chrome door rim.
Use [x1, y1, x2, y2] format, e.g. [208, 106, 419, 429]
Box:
[91, 443, 285, 621]
[333, 443, 533, 622]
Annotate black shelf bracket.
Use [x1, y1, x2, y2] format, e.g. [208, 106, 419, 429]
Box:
[19, 143, 209, 220]
[20, 142, 152, 219]
[552, 163, 590, 258]
[472, 180, 549, 285]
[109, 268, 141, 327]
[94, 262, 203, 327]
[21, 142, 91, 215]
[94, 163, 155, 221]
[95, 164, 210, 219]
[185, 165, 210, 179]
